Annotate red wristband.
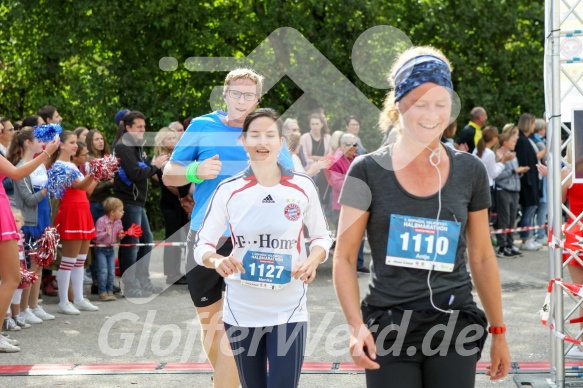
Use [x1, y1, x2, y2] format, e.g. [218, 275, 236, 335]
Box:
[488, 325, 506, 334]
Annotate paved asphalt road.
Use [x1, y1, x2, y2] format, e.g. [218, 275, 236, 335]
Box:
[0, 241, 572, 387]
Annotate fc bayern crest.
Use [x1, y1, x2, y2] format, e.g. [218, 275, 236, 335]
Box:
[284, 203, 301, 221]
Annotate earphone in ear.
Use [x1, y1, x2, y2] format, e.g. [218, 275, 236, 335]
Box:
[429, 147, 441, 166]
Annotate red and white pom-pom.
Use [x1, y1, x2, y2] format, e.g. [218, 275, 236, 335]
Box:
[88, 155, 119, 182]
[31, 227, 60, 267]
[20, 267, 39, 286]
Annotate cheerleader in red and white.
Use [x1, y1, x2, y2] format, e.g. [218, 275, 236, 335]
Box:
[0, 131, 59, 353]
[51, 131, 99, 315]
[538, 155, 583, 359]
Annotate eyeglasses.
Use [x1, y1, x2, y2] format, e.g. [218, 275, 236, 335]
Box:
[344, 143, 358, 147]
[228, 90, 258, 101]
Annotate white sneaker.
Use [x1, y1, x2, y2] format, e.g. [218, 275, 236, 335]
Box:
[521, 239, 541, 251]
[532, 239, 543, 249]
[58, 301, 81, 315]
[535, 237, 548, 245]
[3, 318, 21, 331]
[31, 306, 55, 321]
[73, 299, 99, 311]
[22, 308, 43, 324]
[1, 334, 19, 346]
[567, 346, 583, 359]
[83, 274, 93, 285]
[0, 335, 20, 353]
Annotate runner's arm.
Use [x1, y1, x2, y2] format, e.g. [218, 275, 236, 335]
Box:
[333, 205, 379, 369]
[466, 208, 510, 380]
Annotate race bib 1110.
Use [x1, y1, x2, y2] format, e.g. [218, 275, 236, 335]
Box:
[386, 214, 460, 272]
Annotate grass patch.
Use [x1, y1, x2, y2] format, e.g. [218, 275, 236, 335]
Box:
[153, 228, 166, 241]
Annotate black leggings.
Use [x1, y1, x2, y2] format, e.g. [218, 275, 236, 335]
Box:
[365, 344, 478, 388]
[224, 322, 307, 388]
[362, 287, 487, 388]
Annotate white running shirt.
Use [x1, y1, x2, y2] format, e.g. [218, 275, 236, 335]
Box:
[194, 165, 333, 327]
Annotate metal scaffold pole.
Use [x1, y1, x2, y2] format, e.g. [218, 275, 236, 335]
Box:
[544, 0, 583, 385]
[548, 0, 564, 384]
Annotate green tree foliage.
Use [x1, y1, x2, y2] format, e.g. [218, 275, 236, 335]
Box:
[0, 0, 544, 230]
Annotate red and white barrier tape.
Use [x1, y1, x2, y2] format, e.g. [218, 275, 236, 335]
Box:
[56, 242, 188, 248]
[52, 223, 567, 247]
[490, 224, 547, 235]
[54, 225, 549, 248]
[91, 242, 186, 248]
[540, 279, 583, 347]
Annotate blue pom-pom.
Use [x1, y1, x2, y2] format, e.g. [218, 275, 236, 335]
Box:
[33, 124, 63, 143]
[46, 163, 81, 199]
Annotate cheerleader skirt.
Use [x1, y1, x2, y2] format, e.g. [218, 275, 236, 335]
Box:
[0, 176, 19, 241]
[55, 188, 96, 240]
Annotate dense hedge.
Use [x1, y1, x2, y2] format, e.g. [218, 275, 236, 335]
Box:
[0, 1, 544, 230]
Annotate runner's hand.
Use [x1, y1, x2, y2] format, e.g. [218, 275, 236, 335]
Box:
[349, 323, 380, 370]
[197, 155, 222, 180]
[292, 261, 318, 284]
[214, 256, 244, 278]
[486, 335, 511, 380]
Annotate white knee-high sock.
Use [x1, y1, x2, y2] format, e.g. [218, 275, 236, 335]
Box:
[11, 289, 22, 305]
[71, 254, 87, 303]
[57, 256, 76, 304]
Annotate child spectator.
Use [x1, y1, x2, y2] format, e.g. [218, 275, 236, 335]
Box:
[93, 198, 125, 301]
[494, 126, 529, 257]
[4, 208, 31, 331]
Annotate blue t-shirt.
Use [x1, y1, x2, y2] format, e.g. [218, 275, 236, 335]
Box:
[170, 110, 294, 234]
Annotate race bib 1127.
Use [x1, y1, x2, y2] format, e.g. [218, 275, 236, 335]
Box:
[386, 214, 460, 272]
[240, 250, 292, 290]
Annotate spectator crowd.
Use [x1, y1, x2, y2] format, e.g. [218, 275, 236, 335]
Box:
[0, 100, 546, 361]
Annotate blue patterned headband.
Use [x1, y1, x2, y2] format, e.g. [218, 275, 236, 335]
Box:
[394, 55, 453, 102]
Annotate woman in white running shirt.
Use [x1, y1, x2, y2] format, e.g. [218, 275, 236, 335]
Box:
[194, 108, 333, 388]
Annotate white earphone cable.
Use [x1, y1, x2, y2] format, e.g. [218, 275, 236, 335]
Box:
[427, 147, 454, 314]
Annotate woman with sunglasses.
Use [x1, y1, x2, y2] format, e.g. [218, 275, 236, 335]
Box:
[329, 133, 369, 272]
[330, 134, 359, 218]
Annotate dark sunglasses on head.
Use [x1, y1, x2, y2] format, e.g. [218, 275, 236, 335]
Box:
[344, 143, 358, 147]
